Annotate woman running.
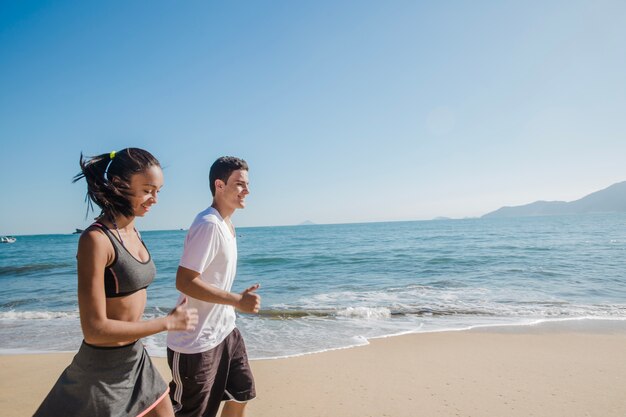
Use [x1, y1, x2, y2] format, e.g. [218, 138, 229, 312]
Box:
[34, 148, 198, 417]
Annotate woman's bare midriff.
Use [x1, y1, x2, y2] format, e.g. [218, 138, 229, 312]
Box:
[90, 289, 148, 347]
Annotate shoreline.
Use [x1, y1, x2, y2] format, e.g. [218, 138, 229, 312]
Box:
[3, 316, 626, 359]
[250, 316, 626, 361]
[2, 319, 626, 417]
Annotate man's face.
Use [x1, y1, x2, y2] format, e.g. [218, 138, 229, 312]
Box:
[219, 169, 249, 209]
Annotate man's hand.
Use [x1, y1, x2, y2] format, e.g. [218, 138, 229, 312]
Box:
[236, 284, 261, 314]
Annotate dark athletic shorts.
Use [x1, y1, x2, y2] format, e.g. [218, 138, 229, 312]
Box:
[167, 328, 256, 417]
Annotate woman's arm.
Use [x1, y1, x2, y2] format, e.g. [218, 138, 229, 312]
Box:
[77, 230, 197, 345]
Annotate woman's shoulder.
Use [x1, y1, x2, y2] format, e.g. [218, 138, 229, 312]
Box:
[78, 225, 113, 252]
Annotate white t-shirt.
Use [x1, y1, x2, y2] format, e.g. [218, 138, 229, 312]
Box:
[167, 207, 238, 354]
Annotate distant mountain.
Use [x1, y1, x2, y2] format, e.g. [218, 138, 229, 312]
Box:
[298, 220, 316, 226]
[482, 181, 626, 218]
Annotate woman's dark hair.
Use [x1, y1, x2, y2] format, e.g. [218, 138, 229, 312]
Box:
[209, 156, 248, 196]
[73, 148, 161, 218]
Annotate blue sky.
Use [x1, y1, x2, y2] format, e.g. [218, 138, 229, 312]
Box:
[1, 0, 625, 235]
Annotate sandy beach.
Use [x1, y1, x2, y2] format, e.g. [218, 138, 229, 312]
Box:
[2, 320, 625, 417]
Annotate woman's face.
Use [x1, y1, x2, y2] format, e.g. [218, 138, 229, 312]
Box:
[127, 165, 164, 217]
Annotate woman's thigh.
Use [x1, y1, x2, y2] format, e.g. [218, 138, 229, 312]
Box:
[145, 394, 175, 417]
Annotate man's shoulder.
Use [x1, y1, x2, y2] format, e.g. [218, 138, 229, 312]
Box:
[187, 208, 230, 241]
[192, 207, 220, 227]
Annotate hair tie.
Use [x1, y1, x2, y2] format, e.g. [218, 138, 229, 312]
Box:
[105, 151, 117, 180]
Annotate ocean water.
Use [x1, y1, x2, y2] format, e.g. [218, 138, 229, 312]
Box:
[1, 214, 625, 359]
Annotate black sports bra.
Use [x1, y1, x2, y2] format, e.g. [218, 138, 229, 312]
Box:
[90, 222, 157, 298]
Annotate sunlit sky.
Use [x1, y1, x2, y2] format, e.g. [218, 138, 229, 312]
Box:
[1, 1, 625, 235]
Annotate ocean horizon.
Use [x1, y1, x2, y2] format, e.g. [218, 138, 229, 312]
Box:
[1, 213, 625, 359]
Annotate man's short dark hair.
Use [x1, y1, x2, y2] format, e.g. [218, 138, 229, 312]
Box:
[209, 156, 249, 196]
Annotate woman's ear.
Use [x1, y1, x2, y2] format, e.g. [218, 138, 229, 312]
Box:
[109, 176, 123, 187]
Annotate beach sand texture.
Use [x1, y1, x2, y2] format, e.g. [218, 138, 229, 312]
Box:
[2, 325, 625, 417]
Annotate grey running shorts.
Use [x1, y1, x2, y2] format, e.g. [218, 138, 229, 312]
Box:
[34, 340, 169, 417]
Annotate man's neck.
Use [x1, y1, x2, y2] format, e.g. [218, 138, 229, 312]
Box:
[211, 201, 235, 222]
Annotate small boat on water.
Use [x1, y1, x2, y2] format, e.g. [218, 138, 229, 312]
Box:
[73, 228, 84, 234]
[1, 236, 16, 243]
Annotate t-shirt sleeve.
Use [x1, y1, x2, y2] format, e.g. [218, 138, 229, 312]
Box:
[179, 222, 219, 273]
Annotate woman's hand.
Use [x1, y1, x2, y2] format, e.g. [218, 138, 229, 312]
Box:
[167, 297, 199, 331]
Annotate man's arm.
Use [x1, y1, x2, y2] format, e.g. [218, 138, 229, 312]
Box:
[176, 266, 261, 313]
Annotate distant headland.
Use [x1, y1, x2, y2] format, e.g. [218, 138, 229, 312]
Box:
[482, 181, 626, 218]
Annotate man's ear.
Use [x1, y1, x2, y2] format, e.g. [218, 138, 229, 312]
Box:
[215, 179, 225, 191]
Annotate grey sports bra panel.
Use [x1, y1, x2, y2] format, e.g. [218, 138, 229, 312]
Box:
[90, 222, 157, 298]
